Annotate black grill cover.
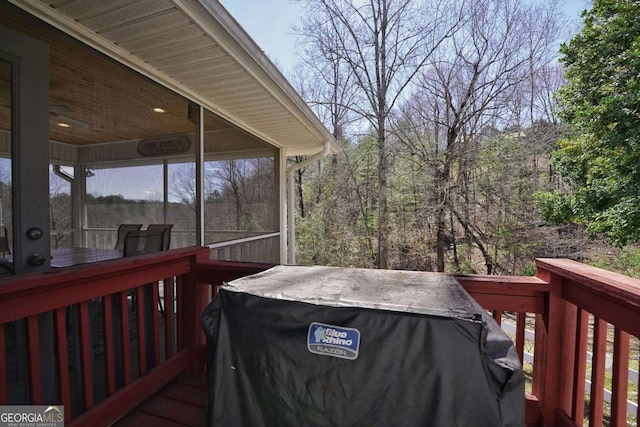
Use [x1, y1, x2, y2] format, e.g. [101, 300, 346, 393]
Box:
[201, 266, 524, 427]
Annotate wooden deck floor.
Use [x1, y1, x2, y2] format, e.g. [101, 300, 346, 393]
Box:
[113, 375, 207, 427]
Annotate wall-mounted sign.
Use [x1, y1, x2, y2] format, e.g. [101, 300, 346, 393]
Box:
[137, 136, 191, 157]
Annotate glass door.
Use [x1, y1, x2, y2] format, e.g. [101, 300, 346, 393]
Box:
[0, 25, 50, 275]
[0, 59, 12, 274]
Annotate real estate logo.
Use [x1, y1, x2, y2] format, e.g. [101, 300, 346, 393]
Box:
[0, 405, 64, 427]
[308, 322, 360, 360]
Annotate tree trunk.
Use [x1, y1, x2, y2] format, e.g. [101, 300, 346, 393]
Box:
[296, 167, 305, 218]
[435, 198, 446, 272]
[377, 130, 389, 269]
[450, 211, 459, 271]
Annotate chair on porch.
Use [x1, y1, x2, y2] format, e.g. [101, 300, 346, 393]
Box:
[123, 228, 170, 314]
[123, 228, 167, 257]
[143, 224, 174, 316]
[114, 224, 142, 251]
[145, 224, 173, 251]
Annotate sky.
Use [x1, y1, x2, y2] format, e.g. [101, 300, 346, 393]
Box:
[220, 0, 592, 77]
[220, 0, 304, 74]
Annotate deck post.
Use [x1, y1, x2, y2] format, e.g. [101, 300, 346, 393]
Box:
[182, 249, 211, 376]
[535, 265, 576, 426]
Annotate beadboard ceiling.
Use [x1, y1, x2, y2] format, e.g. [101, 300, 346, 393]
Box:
[2, 0, 336, 155]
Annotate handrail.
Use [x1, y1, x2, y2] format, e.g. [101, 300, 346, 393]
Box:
[207, 232, 280, 263]
[0, 247, 210, 426]
[0, 247, 205, 321]
[2, 255, 639, 427]
[82, 227, 276, 235]
[535, 258, 640, 427]
[537, 258, 640, 337]
[459, 266, 640, 427]
[455, 273, 548, 313]
[206, 232, 280, 249]
[78, 229, 281, 264]
[457, 273, 548, 427]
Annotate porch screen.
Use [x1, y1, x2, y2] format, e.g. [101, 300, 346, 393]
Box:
[201, 265, 524, 427]
[202, 110, 278, 247]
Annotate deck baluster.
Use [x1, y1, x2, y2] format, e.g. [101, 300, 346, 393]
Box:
[571, 308, 589, 424]
[611, 328, 630, 425]
[27, 315, 43, 405]
[54, 307, 72, 421]
[164, 277, 175, 358]
[588, 318, 607, 427]
[515, 312, 526, 363]
[78, 301, 93, 410]
[0, 322, 6, 403]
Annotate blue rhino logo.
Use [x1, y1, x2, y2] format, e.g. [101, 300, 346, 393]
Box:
[314, 326, 325, 343]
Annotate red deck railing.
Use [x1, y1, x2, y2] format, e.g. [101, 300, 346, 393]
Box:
[459, 260, 640, 427]
[534, 258, 640, 427]
[455, 273, 549, 427]
[0, 247, 271, 426]
[1, 250, 639, 426]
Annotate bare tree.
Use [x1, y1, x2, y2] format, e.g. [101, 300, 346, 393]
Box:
[296, 0, 460, 268]
[530, 64, 565, 125]
[169, 163, 198, 211]
[291, 25, 359, 143]
[208, 158, 276, 231]
[290, 5, 362, 258]
[49, 172, 72, 249]
[291, 9, 361, 219]
[393, 0, 564, 272]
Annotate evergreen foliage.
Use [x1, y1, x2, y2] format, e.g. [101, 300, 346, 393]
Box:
[539, 0, 640, 246]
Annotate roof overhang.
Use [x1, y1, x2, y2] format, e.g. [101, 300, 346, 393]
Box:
[9, 0, 338, 156]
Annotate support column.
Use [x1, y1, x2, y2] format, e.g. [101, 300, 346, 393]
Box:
[278, 148, 287, 264]
[195, 105, 204, 247]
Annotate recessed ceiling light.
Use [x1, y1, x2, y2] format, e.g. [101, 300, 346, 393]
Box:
[153, 107, 166, 113]
[50, 113, 92, 129]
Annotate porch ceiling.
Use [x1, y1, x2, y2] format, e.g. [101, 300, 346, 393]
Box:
[8, 0, 338, 156]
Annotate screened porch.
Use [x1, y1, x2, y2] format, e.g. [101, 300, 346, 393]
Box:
[1, 1, 287, 271]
